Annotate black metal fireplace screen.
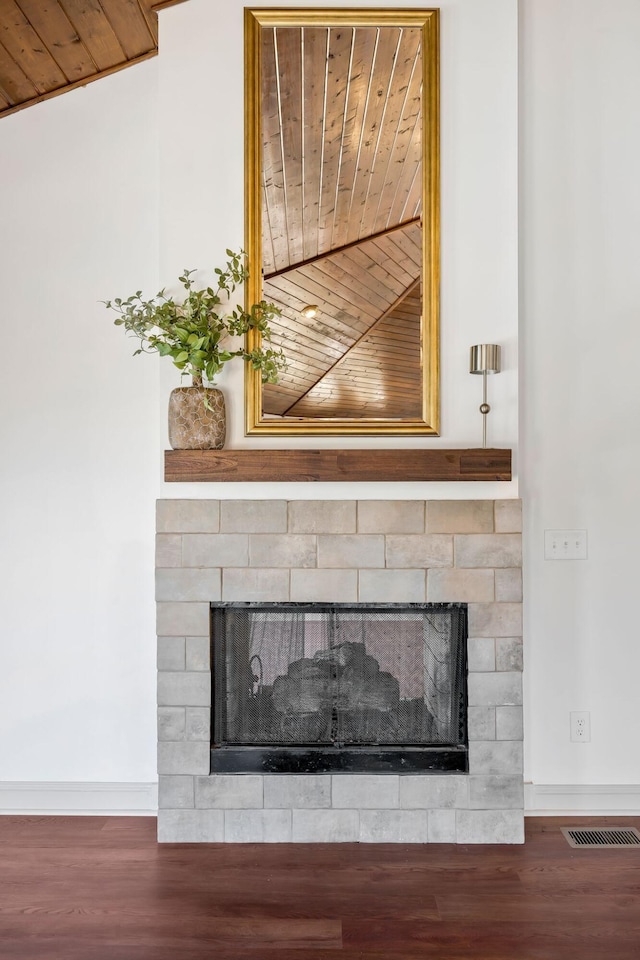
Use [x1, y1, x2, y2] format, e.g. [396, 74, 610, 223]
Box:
[211, 602, 468, 774]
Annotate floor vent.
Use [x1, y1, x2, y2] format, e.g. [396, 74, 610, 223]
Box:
[561, 827, 640, 849]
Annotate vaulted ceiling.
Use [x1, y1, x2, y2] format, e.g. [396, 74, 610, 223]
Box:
[0, 0, 187, 120]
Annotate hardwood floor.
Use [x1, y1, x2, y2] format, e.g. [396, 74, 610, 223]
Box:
[0, 815, 639, 959]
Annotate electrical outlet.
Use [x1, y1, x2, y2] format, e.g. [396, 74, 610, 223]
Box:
[570, 711, 591, 742]
[545, 530, 588, 560]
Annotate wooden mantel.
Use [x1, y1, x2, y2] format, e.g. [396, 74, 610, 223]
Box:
[164, 448, 512, 482]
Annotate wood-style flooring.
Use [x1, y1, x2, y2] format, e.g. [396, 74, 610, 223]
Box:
[0, 815, 639, 959]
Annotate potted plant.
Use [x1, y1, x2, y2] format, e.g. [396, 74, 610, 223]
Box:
[104, 249, 286, 449]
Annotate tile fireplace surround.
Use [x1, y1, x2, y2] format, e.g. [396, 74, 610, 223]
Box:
[156, 498, 523, 844]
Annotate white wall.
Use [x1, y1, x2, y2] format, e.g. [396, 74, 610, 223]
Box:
[0, 63, 160, 784]
[4, 0, 636, 806]
[1, 0, 636, 808]
[0, 0, 521, 795]
[521, 0, 640, 794]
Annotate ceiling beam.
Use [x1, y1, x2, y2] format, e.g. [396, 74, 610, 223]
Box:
[263, 217, 421, 281]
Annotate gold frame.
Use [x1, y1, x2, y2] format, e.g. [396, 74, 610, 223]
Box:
[244, 7, 440, 436]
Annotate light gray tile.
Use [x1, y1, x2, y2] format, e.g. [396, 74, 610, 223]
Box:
[427, 568, 494, 603]
[495, 568, 522, 602]
[157, 636, 185, 671]
[455, 534, 522, 569]
[426, 501, 494, 534]
[495, 637, 523, 672]
[468, 603, 522, 637]
[468, 776, 524, 810]
[157, 741, 209, 775]
[222, 568, 290, 601]
[292, 809, 359, 842]
[428, 809, 457, 843]
[290, 569, 357, 602]
[468, 741, 524, 776]
[358, 501, 425, 534]
[317, 535, 385, 569]
[225, 809, 292, 842]
[220, 500, 287, 533]
[158, 775, 194, 809]
[186, 707, 210, 741]
[360, 810, 429, 843]
[288, 501, 356, 533]
[155, 568, 220, 602]
[332, 775, 399, 809]
[468, 671, 522, 707]
[468, 706, 496, 741]
[157, 672, 210, 707]
[157, 602, 210, 637]
[157, 500, 219, 534]
[386, 535, 453, 569]
[195, 775, 263, 809]
[157, 809, 224, 842]
[182, 534, 248, 568]
[186, 637, 210, 671]
[495, 500, 522, 533]
[400, 776, 468, 809]
[358, 569, 425, 602]
[456, 809, 524, 844]
[156, 534, 182, 568]
[250, 534, 316, 568]
[496, 705, 524, 741]
[467, 637, 496, 672]
[158, 707, 186, 741]
[264, 775, 331, 809]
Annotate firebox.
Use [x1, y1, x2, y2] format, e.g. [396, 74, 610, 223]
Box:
[210, 602, 468, 774]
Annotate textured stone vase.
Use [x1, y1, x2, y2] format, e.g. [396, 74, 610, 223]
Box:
[168, 382, 226, 450]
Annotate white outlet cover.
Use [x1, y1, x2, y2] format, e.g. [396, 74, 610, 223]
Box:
[570, 711, 591, 742]
[544, 529, 588, 560]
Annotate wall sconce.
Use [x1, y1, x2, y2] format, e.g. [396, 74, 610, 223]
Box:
[469, 344, 501, 448]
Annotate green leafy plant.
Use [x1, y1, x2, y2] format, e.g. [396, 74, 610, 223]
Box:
[104, 249, 286, 391]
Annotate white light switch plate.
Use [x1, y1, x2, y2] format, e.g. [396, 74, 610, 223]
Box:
[544, 529, 588, 560]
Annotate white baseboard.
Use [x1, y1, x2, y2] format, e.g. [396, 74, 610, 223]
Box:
[3, 782, 638, 818]
[0, 781, 158, 815]
[525, 783, 640, 816]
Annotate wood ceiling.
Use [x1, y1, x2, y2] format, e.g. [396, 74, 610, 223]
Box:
[259, 24, 425, 421]
[0, 0, 187, 120]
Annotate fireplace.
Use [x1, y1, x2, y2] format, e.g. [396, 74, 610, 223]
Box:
[156, 498, 524, 844]
[211, 602, 468, 774]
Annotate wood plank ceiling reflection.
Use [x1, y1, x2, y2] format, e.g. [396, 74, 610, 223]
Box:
[261, 24, 424, 420]
[0, 0, 188, 120]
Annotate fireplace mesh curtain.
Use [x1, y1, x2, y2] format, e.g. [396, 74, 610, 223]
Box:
[212, 604, 467, 749]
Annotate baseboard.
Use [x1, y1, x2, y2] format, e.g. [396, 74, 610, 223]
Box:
[5, 781, 638, 818]
[525, 783, 640, 816]
[0, 781, 158, 815]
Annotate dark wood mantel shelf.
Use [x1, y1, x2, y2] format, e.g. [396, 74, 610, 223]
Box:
[164, 448, 512, 482]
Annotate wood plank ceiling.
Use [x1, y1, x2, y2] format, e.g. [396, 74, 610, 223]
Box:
[261, 25, 424, 421]
[0, 0, 187, 120]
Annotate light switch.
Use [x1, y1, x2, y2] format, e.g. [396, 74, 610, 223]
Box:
[544, 530, 588, 560]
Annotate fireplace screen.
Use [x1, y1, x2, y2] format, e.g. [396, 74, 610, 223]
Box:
[211, 603, 468, 774]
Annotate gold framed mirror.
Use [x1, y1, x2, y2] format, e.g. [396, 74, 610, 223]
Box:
[244, 8, 439, 436]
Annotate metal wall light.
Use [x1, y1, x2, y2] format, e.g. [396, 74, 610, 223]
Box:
[469, 344, 501, 448]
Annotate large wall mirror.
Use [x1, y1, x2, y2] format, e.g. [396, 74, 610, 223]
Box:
[244, 8, 439, 436]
